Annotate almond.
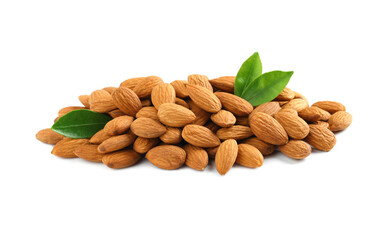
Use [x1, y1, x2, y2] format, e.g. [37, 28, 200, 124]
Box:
[159, 127, 182, 144]
[74, 144, 105, 162]
[216, 125, 253, 140]
[131, 117, 167, 138]
[102, 149, 142, 169]
[174, 97, 189, 108]
[299, 106, 330, 122]
[215, 139, 238, 175]
[328, 111, 352, 132]
[279, 140, 311, 159]
[133, 76, 163, 98]
[236, 144, 263, 168]
[120, 77, 145, 90]
[187, 100, 211, 125]
[104, 116, 134, 136]
[58, 106, 86, 116]
[89, 90, 117, 113]
[170, 80, 189, 98]
[207, 146, 219, 159]
[102, 87, 117, 94]
[313, 121, 329, 128]
[211, 110, 236, 127]
[136, 106, 159, 121]
[186, 84, 221, 113]
[133, 137, 160, 154]
[277, 108, 298, 115]
[312, 101, 346, 114]
[151, 83, 176, 109]
[52, 138, 89, 158]
[36, 128, 65, 144]
[305, 124, 336, 151]
[89, 129, 111, 144]
[275, 111, 309, 140]
[78, 95, 90, 108]
[188, 74, 213, 92]
[274, 87, 295, 101]
[275, 100, 289, 106]
[249, 112, 288, 145]
[249, 102, 281, 120]
[158, 103, 196, 127]
[209, 76, 235, 93]
[281, 98, 309, 112]
[182, 125, 221, 148]
[204, 121, 220, 133]
[293, 91, 307, 100]
[112, 87, 142, 116]
[98, 133, 136, 153]
[241, 137, 276, 156]
[146, 145, 186, 170]
[214, 92, 253, 116]
[141, 99, 152, 107]
[108, 109, 126, 118]
[235, 116, 249, 126]
[183, 144, 209, 170]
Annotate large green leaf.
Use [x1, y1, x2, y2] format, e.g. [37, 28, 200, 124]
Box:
[241, 71, 294, 106]
[234, 52, 262, 96]
[51, 109, 112, 138]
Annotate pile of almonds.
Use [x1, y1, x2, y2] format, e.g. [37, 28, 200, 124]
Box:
[36, 75, 352, 175]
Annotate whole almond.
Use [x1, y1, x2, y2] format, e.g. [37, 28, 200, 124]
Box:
[279, 140, 311, 159]
[120, 77, 145, 90]
[102, 149, 142, 169]
[215, 139, 238, 175]
[146, 145, 186, 170]
[112, 87, 142, 116]
[187, 84, 221, 113]
[216, 125, 253, 140]
[241, 137, 276, 156]
[235, 116, 249, 126]
[312, 101, 346, 114]
[209, 76, 235, 93]
[277, 108, 298, 116]
[133, 76, 163, 98]
[170, 80, 189, 98]
[187, 100, 211, 125]
[211, 110, 236, 127]
[249, 102, 281, 120]
[98, 133, 136, 153]
[90, 129, 111, 144]
[182, 125, 221, 148]
[131, 117, 166, 138]
[104, 116, 134, 136]
[236, 144, 263, 168]
[74, 144, 105, 162]
[133, 137, 160, 154]
[136, 106, 159, 121]
[89, 90, 117, 113]
[293, 91, 307, 101]
[274, 87, 295, 101]
[78, 95, 90, 108]
[214, 92, 253, 116]
[36, 128, 65, 144]
[174, 97, 189, 108]
[305, 124, 336, 151]
[108, 109, 126, 118]
[249, 112, 288, 145]
[183, 144, 209, 170]
[58, 106, 86, 116]
[52, 138, 89, 158]
[299, 106, 330, 122]
[151, 83, 176, 109]
[275, 111, 309, 140]
[159, 127, 182, 144]
[328, 111, 352, 132]
[282, 98, 309, 112]
[188, 74, 213, 92]
[158, 103, 196, 127]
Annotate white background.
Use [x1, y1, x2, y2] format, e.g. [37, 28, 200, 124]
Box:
[1, 1, 390, 239]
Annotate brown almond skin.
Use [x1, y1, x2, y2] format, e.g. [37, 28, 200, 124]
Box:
[175, 98, 189, 108]
[58, 106, 86, 116]
[328, 111, 352, 132]
[216, 125, 253, 140]
[188, 74, 213, 92]
[182, 125, 221, 148]
[170, 80, 189, 98]
[299, 106, 330, 122]
[312, 101, 346, 114]
[207, 146, 219, 159]
[211, 110, 236, 127]
[74, 144, 105, 162]
[279, 140, 312, 160]
[235, 116, 249, 126]
[36, 128, 65, 144]
[275, 111, 310, 140]
[136, 107, 159, 121]
[214, 92, 253, 116]
[215, 139, 238, 175]
[102, 87, 117, 94]
[187, 100, 211, 125]
[183, 144, 209, 170]
[305, 124, 336, 151]
[133, 76, 164, 99]
[204, 121, 220, 133]
[112, 87, 142, 117]
[249, 112, 288, 145]
[89, 90, 117, 113]
[209, 76, 235, 93]
[130, 117, 167, 138]
[313, 121, 330, 128]
[98, 134, 136, 153]
[102, 149, 142, 169]
[146, 145, 186, 170]
[241, 137, 275, 156]
[141, 99, 152, 107]
[133, 137, 160, 154]
[78, 95, 90, 108]
[274, 87, 295, 101]
[104, 116, 134, 136]
[158, 103, 196, 127]
[282, 99, 309, 112]
[159, 127, 182, 144]
[151, 83, 176, 109]
[187, 84, 222, 113]
[108, 109, 126, 118]
[250, 102, 281, 120]
[90, 129, 111, 144]
[52, 138, 89, 158]
[236, 144, 263, 168]
[120, 77, 145, 90]
[277, 108, 298, 116]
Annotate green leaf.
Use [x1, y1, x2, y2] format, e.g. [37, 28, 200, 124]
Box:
[51, 109, 112, 138]
[234, 52, 262, 96]
[241, 71, 294, 106]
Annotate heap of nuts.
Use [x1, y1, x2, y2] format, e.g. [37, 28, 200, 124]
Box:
[36, 75, 352, 175]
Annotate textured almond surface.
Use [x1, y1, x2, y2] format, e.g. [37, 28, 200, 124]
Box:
[215, 139, 238, 175]
[112, 87, 142, 116]
[187, 84, 221, 113]
[328, 111, 352, 132]
[279, 140, 311, 159]
[120, 77, 145, 90]
[103, 116, 134, 135]
[131, 117, 167, 138]
[241, 137, 276, 156]
[78, 95, 90, 108]
[175, 98, 189, 108]
[209, 76, 235, 93]
[102, 87, 117, 94]
[36, 128, 64, 144]
[183, 144, 209, 170]
[182, 125, 221, 148]
[312, 101, 346, 114]
[187, 100, 211, 125]
[158, 103, 196, 127]
[236, 144, 263, 168]
[133, 137, 159, 154]
[146, 145, 186, 170]
[211, 110, 236, 127]
[299, 106, 330, 122]
[275, 111, 309, 140]
[305, 125, 336, 151]
[170, 80, 189, 98]
[188, 74, 213, 92]
[74, 144, 105, 162]
[102, 149, 142, 169]
[151, 83, 176, 109]
[98, 134, 136, 153]
[133, 76, 163, 99]
[136, 107, 159, 121]
[108, 109, 126, 118]
[249, 102, 281, 119]
[204, 121, 220, 133]
[89, 90, 117, 113]
[159, 127, 182, 144]
[214, 92, 253, 116]
[282, 99, 309, 112]
[249, 112, 288, 145]
[52, 138, 89, 158]
[274, 87, 295, 101]
[89, 129, 111, 144]
[216, 125, 253, 140]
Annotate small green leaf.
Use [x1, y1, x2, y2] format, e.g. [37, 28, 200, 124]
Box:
[51, 109, 112, 138]
[234, 52, 262, 96]
[241, 71, 294, 106]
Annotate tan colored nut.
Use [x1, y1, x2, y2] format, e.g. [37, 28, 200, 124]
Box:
[279, 140, 311, 159]
[211, 110, 236, 128]
[328, 111, 352, 132]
